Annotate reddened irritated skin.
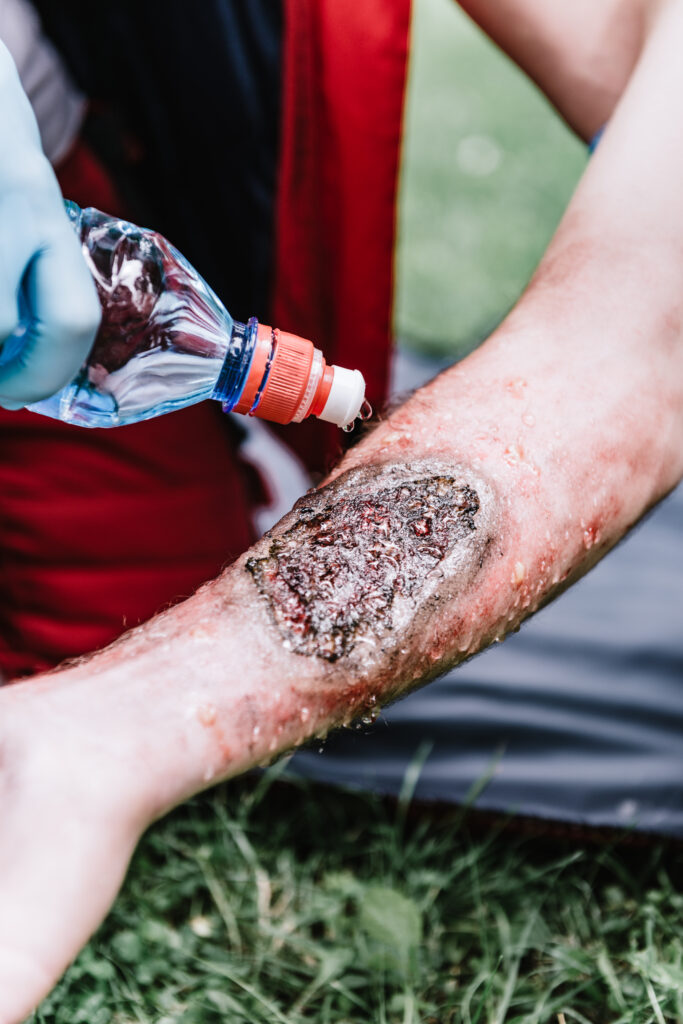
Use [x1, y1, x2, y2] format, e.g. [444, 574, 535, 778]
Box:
[2, 1, 683, 1020]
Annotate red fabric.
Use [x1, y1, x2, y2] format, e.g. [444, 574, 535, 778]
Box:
[273, 0, 411, 473]
[0, 4, 412, 679]
[0, 143, 255, 680]
[0, 406, 255, 679]
[54, 136, 124, 217]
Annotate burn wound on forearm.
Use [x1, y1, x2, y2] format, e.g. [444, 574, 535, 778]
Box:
[246, 462, 496, 663]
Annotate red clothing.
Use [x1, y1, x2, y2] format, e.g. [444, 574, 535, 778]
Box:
[273, 0, 411, 472]
[0, 405, 255, 679]
[0, 0, 411, 680]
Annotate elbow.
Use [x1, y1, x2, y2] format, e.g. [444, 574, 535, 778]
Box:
[574, 0, 673, 138]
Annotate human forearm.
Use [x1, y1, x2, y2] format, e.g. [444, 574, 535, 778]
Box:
[3, 267, 679, 1022]
[28, 318, 681, 829]
[22, 0, 683, 824]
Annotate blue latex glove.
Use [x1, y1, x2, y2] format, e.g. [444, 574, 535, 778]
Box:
[0, 41, 100, 409]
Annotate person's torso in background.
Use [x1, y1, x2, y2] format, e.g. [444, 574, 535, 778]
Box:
[0, 0, 84, 166]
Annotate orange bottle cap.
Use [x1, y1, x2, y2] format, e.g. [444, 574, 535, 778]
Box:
[238, 323, 366, 428]
[252, 328, 314, 425]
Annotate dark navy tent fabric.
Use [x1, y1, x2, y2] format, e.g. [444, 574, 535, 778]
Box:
[33, 0, 283, 323]
[288, 350, 683, 837]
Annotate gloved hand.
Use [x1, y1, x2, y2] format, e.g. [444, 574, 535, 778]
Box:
[0, 40, 100, 409]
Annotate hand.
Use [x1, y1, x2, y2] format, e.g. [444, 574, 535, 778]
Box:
[0, 41, 100, 410]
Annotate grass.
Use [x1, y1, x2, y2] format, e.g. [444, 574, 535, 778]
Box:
[36, 773, 683, 1023]
[34, 1, 683, 1021]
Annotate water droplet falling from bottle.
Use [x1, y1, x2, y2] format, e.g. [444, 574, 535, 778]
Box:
[341, 398, 373, 433]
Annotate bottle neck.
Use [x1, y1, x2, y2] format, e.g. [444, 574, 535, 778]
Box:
[213, 317, 366, 428]
[211, 317, 264, 411]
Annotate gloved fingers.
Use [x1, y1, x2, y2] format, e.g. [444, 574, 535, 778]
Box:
[0, 196, 41, 336]
[0, 205, 100, 407]
[0, 44, 99, 408]
[0, 41, 42, 153]
[0, 198, 43, 408]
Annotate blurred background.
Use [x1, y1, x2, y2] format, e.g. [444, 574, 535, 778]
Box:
[395, 0, 586, 360]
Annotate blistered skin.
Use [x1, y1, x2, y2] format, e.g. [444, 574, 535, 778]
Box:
[246, 461, 497, 671]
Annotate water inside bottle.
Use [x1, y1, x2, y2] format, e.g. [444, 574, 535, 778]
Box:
[30, 209, 230, 427]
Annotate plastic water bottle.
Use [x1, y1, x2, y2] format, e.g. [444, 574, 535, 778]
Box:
[21, 202, 366, 429]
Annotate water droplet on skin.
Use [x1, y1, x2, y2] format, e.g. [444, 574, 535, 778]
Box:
[505, 378, 527, 399]
[253, 725, 261, 739]
[583, 526, 600, 549]
[503, 443, 524, 466]
[197, 704, 217, 727]
[300, 706, 310, 723]
[189, 626, 211, 643]
[511, 561, 526, 586]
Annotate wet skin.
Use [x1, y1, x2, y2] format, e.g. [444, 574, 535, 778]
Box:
[236, 461, 498, 731]
[247, 464, 491, 664]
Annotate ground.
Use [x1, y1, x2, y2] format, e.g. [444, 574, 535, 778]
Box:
[36, 777, 683, 1024]
[33, 0, 681, 1021]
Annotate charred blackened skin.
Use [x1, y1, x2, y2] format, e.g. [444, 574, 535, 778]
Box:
[246, 475, 481, 662]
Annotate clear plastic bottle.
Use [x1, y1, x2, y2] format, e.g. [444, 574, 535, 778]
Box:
[23, 202, 366, 429]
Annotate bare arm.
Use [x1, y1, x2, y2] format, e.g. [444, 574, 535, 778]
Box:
[2, 1, 683, 1018]
[457, 0, 664, 138]
[45, 0, 683, 804]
